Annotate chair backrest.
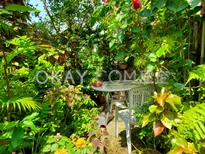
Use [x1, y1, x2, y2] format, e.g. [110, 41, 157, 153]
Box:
[128, 84, 154, 124]
[140, 69, 169, 84]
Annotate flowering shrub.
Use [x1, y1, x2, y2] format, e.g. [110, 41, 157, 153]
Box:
[76, 138, 86, 148]
[54, 149, 67, 154]
[87, 127, 110, 153]
[44, 84, 99, 137]
[42, 133, 96, 153]
[132, 0, 142, 10]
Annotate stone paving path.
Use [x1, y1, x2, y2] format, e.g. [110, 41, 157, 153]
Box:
[106, 114, 129, 154]
[99, 104, 130, 154]
[96, 104, 160, 154]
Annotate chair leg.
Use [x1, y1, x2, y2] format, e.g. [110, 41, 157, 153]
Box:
[114, 106, 118, 138]
[125, 122, 132, 154]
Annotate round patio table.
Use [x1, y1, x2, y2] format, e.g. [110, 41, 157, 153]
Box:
[92, 80, 143, 125]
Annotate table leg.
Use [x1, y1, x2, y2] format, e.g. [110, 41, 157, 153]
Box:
[105, 92, 112, 125]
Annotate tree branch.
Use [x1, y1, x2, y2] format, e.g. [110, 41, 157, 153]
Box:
[42, 0, 59, 34]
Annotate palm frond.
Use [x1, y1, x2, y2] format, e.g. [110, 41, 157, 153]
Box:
[178, 103, 205, 141]
[186, 64, 205, 84]
[1, 97, 41, 112]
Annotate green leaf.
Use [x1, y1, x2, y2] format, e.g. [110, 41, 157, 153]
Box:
[61, 136, 69, 142]
[115, 51, 125, 61]
[42, 144, 51, 152]
[156, 106, 164, 114]
[5, 121, 18, 130]
[0, 123, 4, 131]
[22, 121, 37, 131]
[166, 1, 189, 13]
[22, 112, 39, 121]
[51, 143, 59, 152]
[186, 0, 201, 8]
[148, 105, 157, 113]
[0, 21, 10, 34]
[147, 53, 157, 62]
[118, 33, 124, 43]
[0, 145, 7, 153]
[6, 4, 40, 12]
[139, 9, 152, 17]
[0, 10, 11, 15]
[165, 94, 181, 111]
[121, 24, 127, 29]
[0, 48, 23, 68]
[116, 13, 125, 22]
[174, 83, 185, 90]
[159, 60, 164, 65]
[142, 113, 154, 127]
[0, 145, 7, 154]
[140, 30, 149, 39]
[131, 26, 140, 33]
[156, 46, 166, 57]
[172, 138, 188, 149]
[146, 63, 155, 72]
[109, 39, 116, 49]
[46, 136, 56, 144]
[168, 146, 184, 154]
[152, 0, 167, 9]
[177, 2, 189, 12]
[161, 111, 174, 129]
[11, 127, 24, 149]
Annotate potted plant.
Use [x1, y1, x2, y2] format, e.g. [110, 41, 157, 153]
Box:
[93, 80, 103, 87]
[91, 77, 104, 87]
[119, 57, 129, 70]
[99, 92, 106, 104]
[115, 51, 130, 70]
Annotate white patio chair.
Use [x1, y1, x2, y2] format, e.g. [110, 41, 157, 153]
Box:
[105, 91, 128, 124]
[114, 85, 154, 154]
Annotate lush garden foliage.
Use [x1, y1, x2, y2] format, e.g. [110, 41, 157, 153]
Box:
[0, 0, 205, 153]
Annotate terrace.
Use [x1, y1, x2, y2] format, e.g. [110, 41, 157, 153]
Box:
[0, 0, 205, 153]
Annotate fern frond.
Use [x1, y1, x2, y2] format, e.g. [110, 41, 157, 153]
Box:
[178, 103, 205, 141]
[1, 97, 41, 112]
[186, 64, 205, 84]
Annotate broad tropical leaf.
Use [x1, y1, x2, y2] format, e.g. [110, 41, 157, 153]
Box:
[165, 94, 181, 111]
[10, 127, 24, 149]
[153, 121, 165, 137]
[161, 111, 174, 129]
[167, 146, 184, 154]
[186, 0, 201, 8]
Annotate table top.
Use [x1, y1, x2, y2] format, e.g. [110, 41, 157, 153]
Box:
[92, 80, 151, 92]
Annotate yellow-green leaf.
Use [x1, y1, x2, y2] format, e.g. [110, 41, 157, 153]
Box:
[142, 113, 154, 127]
[168, 146, 184, 154]
[148, 105, 157, 113]
[184, 142, 197, 153]
[160, 111, 174, 129]
[166, 94, 181, 111]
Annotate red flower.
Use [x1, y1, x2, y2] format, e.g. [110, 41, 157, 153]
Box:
[132, 0, 141, 10]
[102, 0, 110, 3]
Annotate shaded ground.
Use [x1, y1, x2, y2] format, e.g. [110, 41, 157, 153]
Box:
[96, 103, 161, 154]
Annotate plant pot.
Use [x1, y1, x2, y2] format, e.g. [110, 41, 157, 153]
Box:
[93, 80, 103, 87]
[99, 94, 106, 103]
[119, 64, 128, 70]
